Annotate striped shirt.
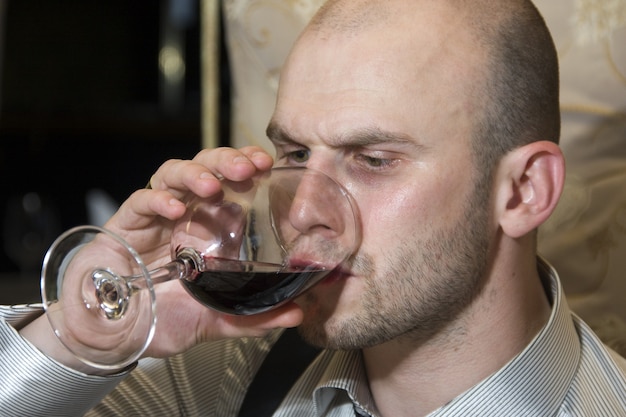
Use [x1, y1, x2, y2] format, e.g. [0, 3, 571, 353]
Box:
[2, 258, 626, 416]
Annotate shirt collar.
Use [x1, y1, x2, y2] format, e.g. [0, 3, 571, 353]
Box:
[311, 257, 581, 416]
[313, 349, 376, 415]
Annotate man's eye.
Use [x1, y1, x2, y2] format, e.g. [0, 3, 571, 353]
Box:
[360, 155, 392, 168]
[287, 149, 310, 163]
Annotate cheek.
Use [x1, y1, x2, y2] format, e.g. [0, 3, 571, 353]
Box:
[358, 188, 423, 247]
[357, 175, 469, 246]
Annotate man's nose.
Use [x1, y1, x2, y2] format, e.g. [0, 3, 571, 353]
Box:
[288, 169, 347, 238]
[270, 167, 359, 254]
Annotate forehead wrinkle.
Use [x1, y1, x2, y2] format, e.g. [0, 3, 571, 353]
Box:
[266, 121, 292, 146]
[333, 126, 417, 148]
[267, 121, 420, 151]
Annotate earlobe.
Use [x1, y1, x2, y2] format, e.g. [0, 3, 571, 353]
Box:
[496, 141, 565, 238]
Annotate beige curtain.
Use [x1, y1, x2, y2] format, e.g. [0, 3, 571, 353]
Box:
[534, 0, 626, 354]
[200, 0, 220, 149]
[204, 0, 326, 153]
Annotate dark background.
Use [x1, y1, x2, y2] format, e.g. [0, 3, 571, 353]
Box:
[0, 1, 230, 301]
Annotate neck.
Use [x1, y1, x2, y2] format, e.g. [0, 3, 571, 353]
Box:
[362, 254, 552, 417]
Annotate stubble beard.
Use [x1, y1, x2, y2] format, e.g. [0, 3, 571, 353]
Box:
[298, 177, 493, 351]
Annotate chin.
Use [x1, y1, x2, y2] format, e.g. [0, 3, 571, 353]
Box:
[294, 274, 365, 346]
[296, 303, 354, 349]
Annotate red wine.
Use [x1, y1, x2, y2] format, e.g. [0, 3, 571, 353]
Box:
[180, 257, 329, 315]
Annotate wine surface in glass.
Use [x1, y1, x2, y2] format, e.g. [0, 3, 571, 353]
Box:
[180, 257, 328, 315]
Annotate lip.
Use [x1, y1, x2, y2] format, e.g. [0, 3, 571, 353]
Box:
[286, 256, 353, 288]
[319, 267, 351, 286]
[287, 255, 337, 272]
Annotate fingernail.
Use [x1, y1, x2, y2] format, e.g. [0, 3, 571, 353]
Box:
[233, 156, 251, 164]
[169, 198, 184, 206]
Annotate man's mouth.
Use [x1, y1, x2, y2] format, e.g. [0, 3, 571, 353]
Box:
[318, 266, 351, 286]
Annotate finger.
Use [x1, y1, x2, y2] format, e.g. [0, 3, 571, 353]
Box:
[148, 147, 271, 199]
[212, 302, 304, 339]
[148, 158, 224, 199]
[237, 146, 275, 171]
[107, 188, 186, 231]
[191, 147, 274, 182]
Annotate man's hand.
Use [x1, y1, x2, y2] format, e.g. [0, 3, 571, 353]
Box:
[20, 147, 303, 374]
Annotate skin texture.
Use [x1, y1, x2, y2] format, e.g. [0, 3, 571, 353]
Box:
[270, 0, 492, 350]
[267, 0, 563, 414]
[21, 0, 564, 415]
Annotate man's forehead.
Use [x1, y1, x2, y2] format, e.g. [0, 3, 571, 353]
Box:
[272, 0, 488, 151]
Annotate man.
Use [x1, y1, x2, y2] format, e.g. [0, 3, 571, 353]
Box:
[2, 0, 626, 415]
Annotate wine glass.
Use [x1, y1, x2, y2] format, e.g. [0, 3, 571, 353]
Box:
[41, 167, 360, 369]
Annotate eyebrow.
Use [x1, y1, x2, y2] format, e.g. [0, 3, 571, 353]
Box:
[266, 121, 417, 149]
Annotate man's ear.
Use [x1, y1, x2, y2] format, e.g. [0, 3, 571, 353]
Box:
[494, 140, 565, 238]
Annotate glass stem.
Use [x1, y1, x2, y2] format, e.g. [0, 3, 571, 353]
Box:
[144, 260, 190, 286]
[93, 249, 202, 320]
[128, 247, 203, 289]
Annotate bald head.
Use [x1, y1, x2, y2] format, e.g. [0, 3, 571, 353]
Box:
[269, 0, 559, 204]
[308, 0, 395, 34]
[284, 0, 559, 170]
[307, 0, 519, 43]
